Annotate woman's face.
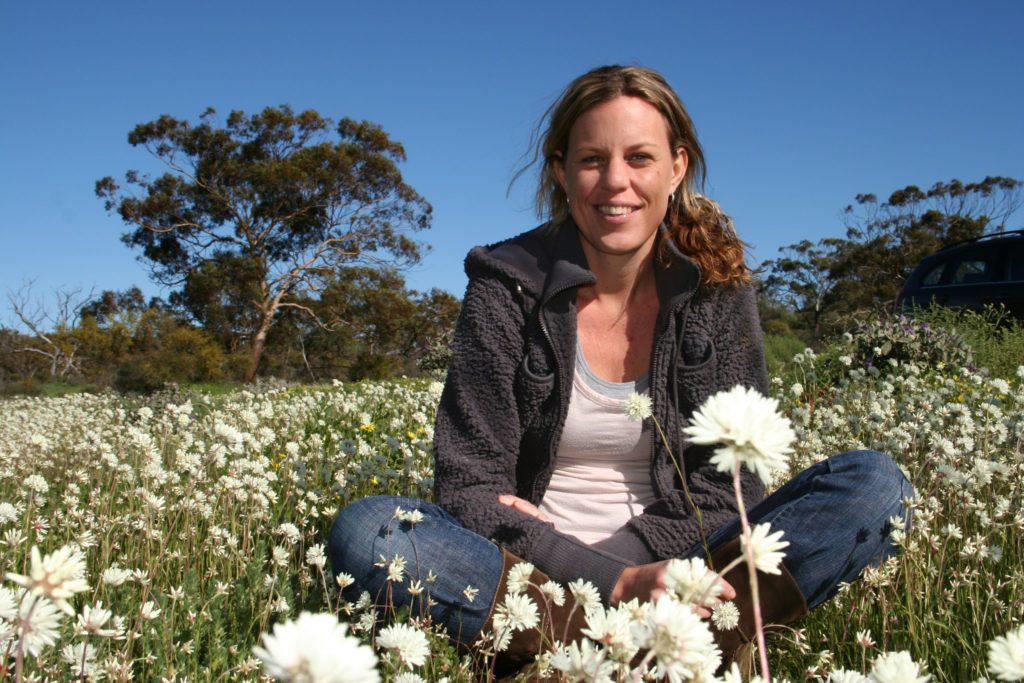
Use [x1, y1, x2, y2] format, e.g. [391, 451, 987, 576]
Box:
[555, 96, 687, 265]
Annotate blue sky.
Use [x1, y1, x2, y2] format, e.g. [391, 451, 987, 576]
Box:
[2, 1, 1022, 314]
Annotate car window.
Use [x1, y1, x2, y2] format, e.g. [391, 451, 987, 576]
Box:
[1010, 247, 1024, 282]
[951, 257, 996, 284]
[921, 263, 945, 286]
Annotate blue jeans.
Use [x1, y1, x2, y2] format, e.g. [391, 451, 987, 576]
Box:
[328, 450, 912, 644]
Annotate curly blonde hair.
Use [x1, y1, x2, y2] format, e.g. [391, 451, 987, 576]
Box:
[522, 65, 750, 286]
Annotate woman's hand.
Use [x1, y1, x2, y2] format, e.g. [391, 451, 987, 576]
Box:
[497, 494, 553, 523]
[612, 561, 735, 618]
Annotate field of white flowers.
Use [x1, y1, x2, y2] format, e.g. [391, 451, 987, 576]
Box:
[1, 314, 1022, 682]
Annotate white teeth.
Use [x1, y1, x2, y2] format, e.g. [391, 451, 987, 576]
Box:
[598, 206, 634, 215]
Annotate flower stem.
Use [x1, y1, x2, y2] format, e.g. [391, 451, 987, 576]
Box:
[650, 416, 711, 558]
[732, 463, 770, 681]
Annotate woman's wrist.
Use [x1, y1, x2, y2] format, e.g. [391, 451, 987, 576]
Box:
[611, 565, 637, 605]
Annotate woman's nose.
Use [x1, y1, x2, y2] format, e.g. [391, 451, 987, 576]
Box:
[601, 157, 630, 192]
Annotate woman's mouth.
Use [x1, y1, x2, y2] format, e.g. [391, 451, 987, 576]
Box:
[597, 205, 637, 216]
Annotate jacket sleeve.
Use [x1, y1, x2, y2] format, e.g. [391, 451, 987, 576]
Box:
[433, 275, 531, 545]
[627, 283, 769, 560]
[432, 274, 640, 601]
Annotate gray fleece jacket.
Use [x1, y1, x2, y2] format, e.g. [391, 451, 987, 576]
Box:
[433, 220, 767, 602]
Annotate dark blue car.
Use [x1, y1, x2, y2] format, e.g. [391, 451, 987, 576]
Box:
[897, 230, 1024, 318]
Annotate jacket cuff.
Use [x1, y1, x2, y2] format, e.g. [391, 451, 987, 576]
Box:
[530, 527, 630, 605]
[592, 528, 658, 564]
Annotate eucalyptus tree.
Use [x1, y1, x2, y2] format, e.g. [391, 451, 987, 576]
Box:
[763, 176, 1022, 336]
[98, 106, 431, 381]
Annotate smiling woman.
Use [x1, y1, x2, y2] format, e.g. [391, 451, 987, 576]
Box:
[554, 96, 686, 265]
[328, 65, 913, 677]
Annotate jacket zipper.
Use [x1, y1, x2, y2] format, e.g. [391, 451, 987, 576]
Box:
[534, 277, 593, 501]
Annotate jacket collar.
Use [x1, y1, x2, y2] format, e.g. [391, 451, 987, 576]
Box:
[465, 218, 701, 304]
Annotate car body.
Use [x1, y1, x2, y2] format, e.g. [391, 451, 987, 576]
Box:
[897, 230, 1024, 318]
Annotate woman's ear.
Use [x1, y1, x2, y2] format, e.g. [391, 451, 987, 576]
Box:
[551, 152, 567, 193]
[671, 147, 688, 194]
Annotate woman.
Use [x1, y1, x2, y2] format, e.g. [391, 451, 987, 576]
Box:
[330, 65, 911, 669]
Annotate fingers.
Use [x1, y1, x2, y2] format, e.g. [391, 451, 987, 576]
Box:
[718, 577, 736, 601]
[497, 495, 552, 523]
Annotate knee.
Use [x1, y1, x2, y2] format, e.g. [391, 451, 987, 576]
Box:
[329, 495, 405, 575]
[834, 450, 914, 517]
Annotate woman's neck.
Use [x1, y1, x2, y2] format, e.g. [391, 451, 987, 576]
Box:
[575, 241, 660, 383]
[578, 239, 657, 303]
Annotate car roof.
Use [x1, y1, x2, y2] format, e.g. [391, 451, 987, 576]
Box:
[928, 229, 1024, 256]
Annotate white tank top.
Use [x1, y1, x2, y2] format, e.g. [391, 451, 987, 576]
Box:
[537, 343, 656, 543]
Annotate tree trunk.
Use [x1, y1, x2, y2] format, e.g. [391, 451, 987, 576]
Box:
[244, 314, 274, 383]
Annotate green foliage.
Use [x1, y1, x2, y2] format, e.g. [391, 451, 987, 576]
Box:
[267, 267, 461, 383]
[0, 377, 43, 396]
[0, 327, 51, 388]
[775, 310, 977, 394]
[3, 359, 1021, 680]
[111, 310, 226, 392]
[908, 304, 1024, 379]
[763, 332, 806, 378]
[763, 176, 1022, 337]
[187, 381, 245, 396]
[784, 303, 1023, 395]
[97, 105, 433, 382]
[766, 328, 1023, 681]
[844, 313, 975, 373]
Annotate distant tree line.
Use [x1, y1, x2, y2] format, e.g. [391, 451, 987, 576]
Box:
[2, 98, 1019, 394]
[2, 105, 459, 394]
[1, 273, 458, 394]
[759, 176, 1022, 341]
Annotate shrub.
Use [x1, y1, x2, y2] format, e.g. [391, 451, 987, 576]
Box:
[908, 304, 1024, 379]
[764, 332, 806, 378]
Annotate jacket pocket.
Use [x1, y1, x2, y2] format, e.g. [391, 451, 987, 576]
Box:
[515, 352, 555, 431]
[674, 338, 717, 412]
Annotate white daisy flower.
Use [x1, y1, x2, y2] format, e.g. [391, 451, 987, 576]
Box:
[663, 557, 722, 607]
[683, 385, 795, 485]
[61, 642, 99, 679]
[376, 623, 430, 668]
[869, 651, 930, 683]
[254, 611, 379, 682]
[387, 556, 406, 583]
[624, 392, 653, 421]
[988, 624, 1024, 681]
[0, 586, 16, 620]
[101, 566, 132, 586]
[392, 673, 427, 683]
[506, 562, 535, 595]
[741, 523, 790, 575]
[16, 594, 65, 657]
[633, 595, 721, 681]
[711, 601, 740, 631]
[568, 579, 601, 614]
[6, 544, 90, 615]
[581, 604, 635, 652]
[539, 580, 565, 607]
[830, 670, 870, 683]
[75, 601, 121, 638]
[549, 639, 615, 682]
[493, 592, 540, 632]
[306, 544, 327, 570]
